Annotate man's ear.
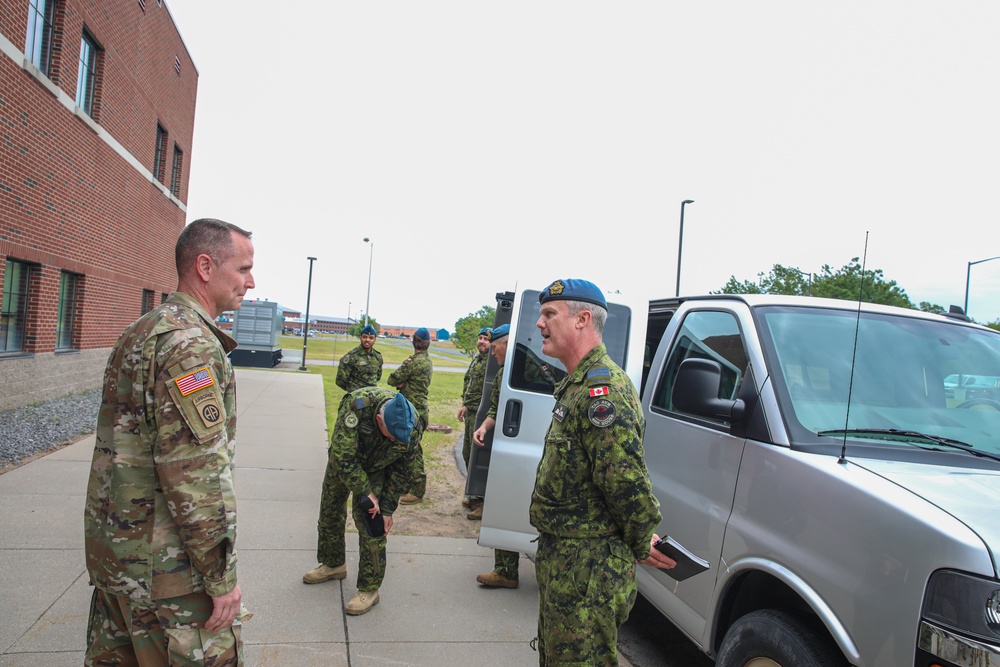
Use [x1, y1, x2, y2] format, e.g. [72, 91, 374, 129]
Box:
[195, 253, 212, 282]
[576, 308, 592, 330]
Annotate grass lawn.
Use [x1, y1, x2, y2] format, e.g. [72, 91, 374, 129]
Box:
[280, 335, 466, 368]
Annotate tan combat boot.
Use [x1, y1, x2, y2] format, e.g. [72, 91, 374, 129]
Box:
[302, 563, 347, 584]
[476, 571, 518, 589]
[399, 493, 422, 505]
[346, 589, 380, 615]
[466, 499, 484, 520]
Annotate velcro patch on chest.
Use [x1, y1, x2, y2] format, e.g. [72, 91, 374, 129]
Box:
[553, 401, 569, 422]
[588, 398, 616, 428]
[589, 386, 609, 397]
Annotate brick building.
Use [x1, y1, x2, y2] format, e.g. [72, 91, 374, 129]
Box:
[0, 0, 197, 410]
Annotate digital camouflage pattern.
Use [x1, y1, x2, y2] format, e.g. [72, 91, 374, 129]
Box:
[86, 588, 249, 666]
[529, 343, 661, 666]
[317, 387, 421, 591]
[336, 344, 383, 394]
[388, 349, 433, 497]
[85, 292, 241, 602]
[461, 350, 489, 467]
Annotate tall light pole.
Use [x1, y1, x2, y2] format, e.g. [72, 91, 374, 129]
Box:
[676, 199, 695, 297]
[965, 255, 1000, 315]
[299, 256, 317, 372]
[363, 237, 374, 326]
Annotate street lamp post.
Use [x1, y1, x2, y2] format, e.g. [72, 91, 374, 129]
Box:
[363, 237, 374, 326]
[299, 256, 317, 372]
[676, 199, 695, 297]
[965, 255, 1000, 315]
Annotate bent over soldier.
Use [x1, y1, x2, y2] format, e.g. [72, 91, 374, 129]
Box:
[529, 279, 675, 667]
[84, 218, 255, 666]
[337, 323, 383, 397]
[303, 388, 421, 616]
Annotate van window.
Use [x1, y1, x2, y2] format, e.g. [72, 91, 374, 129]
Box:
[652, 310, 748, 424]
[509, 291, 632, 395]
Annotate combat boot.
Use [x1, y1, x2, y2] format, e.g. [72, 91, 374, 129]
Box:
[399, 493, 422, 505]
[461, 497, 472, 508]
[346, 589, 380, 615]
[476, 571, 518, 589]
[466, 499, 484, 520]
[302, 563, 347, 584]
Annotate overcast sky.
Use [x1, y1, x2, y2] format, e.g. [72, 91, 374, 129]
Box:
[165, 1, 1000, 330]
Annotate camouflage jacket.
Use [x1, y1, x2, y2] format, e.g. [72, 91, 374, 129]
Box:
[387, 349, 433, 427]
[85, 292, 240, 600]
[486, 364, 504, 420]
[331, 387, 422, 516]
[336, 344, 383, 393]
[461, 351, 489, 411]
[529, 343, 661, 560]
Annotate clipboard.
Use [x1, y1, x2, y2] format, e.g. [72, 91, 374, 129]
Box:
[653, 536, 710, 581]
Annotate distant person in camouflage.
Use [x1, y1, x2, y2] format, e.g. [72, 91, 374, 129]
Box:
[84, 218, 256, 666]
[458, 327, 491, 515]
[337, 323, 383, 397]
[389, 327, 433, 504]
[530, 279, 675, 666]
[471, 324, 521, 587]
[303, 389, 420, 616]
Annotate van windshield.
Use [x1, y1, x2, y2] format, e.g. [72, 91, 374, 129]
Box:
[757, 306, 1000, 460]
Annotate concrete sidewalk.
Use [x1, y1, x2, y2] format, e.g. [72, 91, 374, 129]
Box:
[0, 368, 541, 666]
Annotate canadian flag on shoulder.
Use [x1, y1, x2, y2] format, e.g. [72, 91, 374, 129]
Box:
[589, 386, 609, 397]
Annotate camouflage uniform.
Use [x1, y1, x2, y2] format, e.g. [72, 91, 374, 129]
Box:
[529, 343, 661, 667]
[336, 343, 383, 394]
[316, 387, 421, 591]
[387, 349, 433, 498]
[460, 349, 489, 467]
[485, 365, 520, 580]
[84, 292, 248, 666]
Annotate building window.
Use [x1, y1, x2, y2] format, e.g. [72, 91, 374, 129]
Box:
[26, 0, 56, 75]
[153, 123, 167, 182]
[170, 144, 183, 196]
[75, 30, 99, 116]
[1, 260, 32, 353]
[142, 289, 154, 314]
[56, 271, 79, 350]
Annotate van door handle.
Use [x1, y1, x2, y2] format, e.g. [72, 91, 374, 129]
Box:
[502, 400, 522, 437]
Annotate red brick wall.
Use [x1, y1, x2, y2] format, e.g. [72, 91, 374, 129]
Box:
[0, 0, 198, 406]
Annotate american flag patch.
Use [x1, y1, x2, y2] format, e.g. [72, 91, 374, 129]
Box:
[175, 369, 214, 396]
[589, 386, 609, 397]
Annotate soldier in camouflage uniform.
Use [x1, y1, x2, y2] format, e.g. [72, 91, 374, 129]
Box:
[84, 219, 256, 666]
[389, 327, 433, 504]
[336, 323, 383, 400]
[458, 327, 491, 515]
[302, 388, 420, 615]
[529, 279, 675, 667]
[471, 324, 521, 587]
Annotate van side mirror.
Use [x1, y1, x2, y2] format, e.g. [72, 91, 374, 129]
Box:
[672, 358, 746, 422]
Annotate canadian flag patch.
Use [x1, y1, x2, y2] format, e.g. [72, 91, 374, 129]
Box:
[589, 386, 609, 397]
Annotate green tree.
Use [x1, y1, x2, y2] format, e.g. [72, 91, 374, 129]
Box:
[453, 306, 496, 355]
[918, 302, 946, 314]
[986, 319, 1000, 332]
[347, 315, 380, 337]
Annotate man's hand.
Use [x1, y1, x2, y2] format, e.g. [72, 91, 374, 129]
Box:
[367, 492, 381, 516]
[457, 406, 467, 420]
[473, 417, 496, 447]
[383, 514, 394, 535]
[637, 534, 677, 569]
[205, 584, 242, 632]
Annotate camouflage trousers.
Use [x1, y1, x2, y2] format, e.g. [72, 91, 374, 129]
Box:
[317, 456, 390, 591]
[85, 587, 245, 666]
[407, 421, 427, 498]
[494, 549, 520, 580]
[534, 533, 637, 667]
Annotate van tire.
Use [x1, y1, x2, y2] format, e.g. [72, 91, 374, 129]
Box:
[716, 609, 847, 667]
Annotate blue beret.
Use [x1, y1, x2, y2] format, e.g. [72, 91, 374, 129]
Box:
[382, 393, 416, 444]
[488, 323, 510, 341]
[413, 327, 430, 341]
[360, 324, 377, 336]
[478, 327, 492, 337]
[539, 279, 607, 309]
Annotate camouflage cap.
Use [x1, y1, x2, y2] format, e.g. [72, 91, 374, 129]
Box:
[361, 324, 377, 336]
[539, 278, 607, 309]
[488, 323, 510, 341]
[382, 392, 416, 444]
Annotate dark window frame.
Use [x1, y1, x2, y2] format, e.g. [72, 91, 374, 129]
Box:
[170, 143, 183, 196]
[153, 123, 168, 182]
[75, 28, 100, 116]
[2, 260, 33, 353]
[26, 0, 56, 75]
[142, 289, 155, 314]
[56, 271, 80, 350]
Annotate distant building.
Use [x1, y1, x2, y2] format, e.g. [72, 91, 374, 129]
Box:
[0, 0, 197, 410]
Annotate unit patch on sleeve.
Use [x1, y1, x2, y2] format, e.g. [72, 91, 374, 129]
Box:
[192, 390, 224, 428]
[175, 368, 215, 396]
[589, 386, 609, 397]
[344, 413, 359, 428]
[588, 398, 616, 428]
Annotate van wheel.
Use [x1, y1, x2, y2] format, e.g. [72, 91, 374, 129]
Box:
[716, 609, 847, 667]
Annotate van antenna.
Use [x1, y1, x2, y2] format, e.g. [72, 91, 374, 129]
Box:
[839, 232, 870, 465]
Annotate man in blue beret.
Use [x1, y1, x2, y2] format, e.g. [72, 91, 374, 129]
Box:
[390, 327, 433, 504]
[529, 279, 673, 664]
[336, 323, 383, 399]
[303, 388, 422, 616]
[458, 327, 492, 517]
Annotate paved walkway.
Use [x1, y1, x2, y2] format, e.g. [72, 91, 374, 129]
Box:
[0, 368, 543, 666]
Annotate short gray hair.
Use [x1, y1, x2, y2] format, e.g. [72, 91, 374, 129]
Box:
[175, 218, 252, 274]
[565, 299, 607, 336]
